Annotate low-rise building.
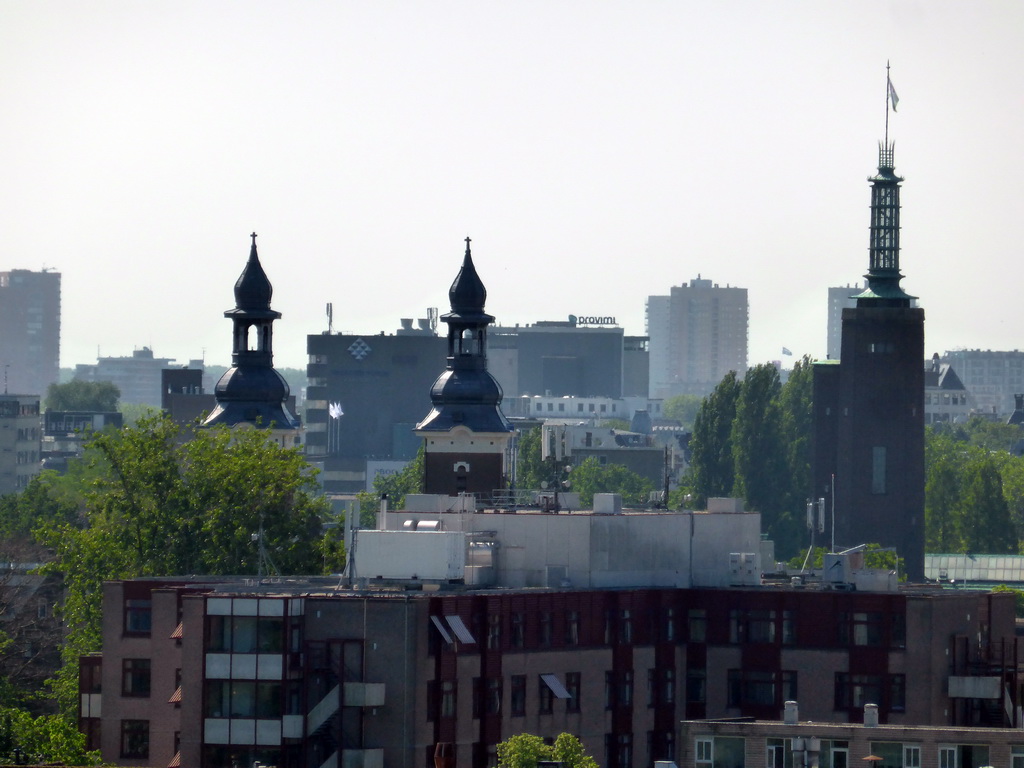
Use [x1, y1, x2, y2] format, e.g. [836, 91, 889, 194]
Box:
[679, 711, 1024, 768]
[0, 394, 41, 493]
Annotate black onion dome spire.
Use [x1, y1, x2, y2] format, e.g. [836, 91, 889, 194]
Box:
[203, 233, 300, 430]
[229, 232, 279, 319]
[446, 238, 493, 323]
[416, 238, 512, 434]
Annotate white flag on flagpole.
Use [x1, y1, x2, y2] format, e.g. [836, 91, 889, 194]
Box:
[329, 402, 344, 419]
[888, 77, 899, 112]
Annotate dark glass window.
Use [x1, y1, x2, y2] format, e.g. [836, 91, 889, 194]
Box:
[538, 676, 553, 715]
[565, 610, 580, 646]
[834, 673, 883, 710]
[510, 613, 525, 649]
[565, 672, 581, 713]
[206, 616, 284, 653]
[688, 609, 707, 642]
[122, 659, 151, 697]
[539, 611, 553, 647]
[124, 600, 152, 635]
[510, 675, 526, 716]
[120, 720, 149, 759]
[727, 670, 776, 707]
[204, 681, 282, 718]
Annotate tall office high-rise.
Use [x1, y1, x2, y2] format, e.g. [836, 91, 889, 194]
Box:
[0, 269, 60, 397]
[647, 276, 748, 399]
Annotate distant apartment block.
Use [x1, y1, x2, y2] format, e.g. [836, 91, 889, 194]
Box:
[0, 269, 60, 398]
[942, 349, 1024, 417]
[826, 284, 861, 361]
[75, 348, 196, 408]
[0, 394, 41, 494]
[647, 277, 748, 399]
[924, 355, 972, 425]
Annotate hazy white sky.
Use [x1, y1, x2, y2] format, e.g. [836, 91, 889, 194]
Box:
[2, 1, 1022, 371]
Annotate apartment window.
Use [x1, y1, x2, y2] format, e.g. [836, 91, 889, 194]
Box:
[663, 607, 676, 642]
[510, 613, 525, 649]
[441, 680, 456, 718]
[565, 672, 581, 713]
[487, 614, 501, 650]
[686, 669, 707, 704]
[605, 671, 615, 709]
[905, 745, 921, 768]
[538, 676, 554, 715]
[838, 612, 885, 646]
[121, 659, 151, 697]
[124, 599, 152, 635]
[766, 738, 789, 768]
[539, 611, 553, 647]
[204, 681, 282, 718]
[565, 610, 580, 645]
[834, 673, 882, 710]
[782, 610, 796, 644]
[1010, 746, 1024, 768]
[120, 720, 149, 760]
[619, 609, 633, 644]
[688, 608, 707, 642]
[615, 734, 632, 768]
[510, 675, 526, 717]
[207, 615, 284, 653]
[729, 609, 776, 643]
[558, 402, 565, 412]
[619, 670, 633, 708]
[727, 670, 776, 707]
[695, 736, 744, 768]
[891, 674, 906, 711]
[696, 738, 713, 767]
[486, 678, 501, 715]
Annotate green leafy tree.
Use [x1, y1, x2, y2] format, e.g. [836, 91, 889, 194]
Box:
[0, 706, 99, 765]
[37, 414, 336, 715]
[957, 453, 1015, 554]
[663, 393, 703, 429]
[731, 364, 795, 553]
[514, 427, 546, 491]
[567, 456, 654, 508]
[497, 732, 598, 768]
[787, 543, 904, 576]
[688, 370, 741, 507]
[924, 431, 964, 552]
[778, 356, 814, 511]
[44, 380, 120, 412]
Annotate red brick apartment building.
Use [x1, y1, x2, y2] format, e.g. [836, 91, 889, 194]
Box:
[81, 577, 1019, 768]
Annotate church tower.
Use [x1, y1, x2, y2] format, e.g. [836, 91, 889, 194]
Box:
[812, 77, 925, 580]
[203, 233, 301, 445]
[415, 238, 514, 501]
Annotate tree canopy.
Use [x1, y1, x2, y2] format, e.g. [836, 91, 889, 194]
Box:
[43, 380, 119, 412]
[924, 428, 1018, 555]
[497, 732, 598, 768]
[30, 414, 338, 715]
[685, 360, 814, 558]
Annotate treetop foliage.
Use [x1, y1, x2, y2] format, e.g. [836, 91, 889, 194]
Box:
[686, 359, 813, 558]
[24, 413, 340, 716]
[44, 379, 120, 412]
[496, 732, 598, 768]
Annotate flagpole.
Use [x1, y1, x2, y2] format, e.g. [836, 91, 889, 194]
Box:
[885, 60, 890, 148]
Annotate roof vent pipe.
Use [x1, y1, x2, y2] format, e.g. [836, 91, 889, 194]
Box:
[864, 703, 879, 727]
[784, 700, 798, 725]
[378, 494, 388, 531]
